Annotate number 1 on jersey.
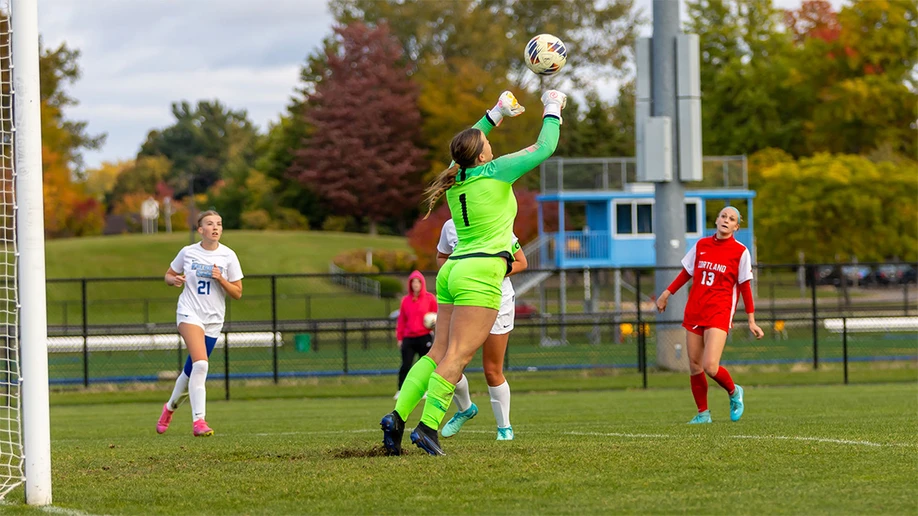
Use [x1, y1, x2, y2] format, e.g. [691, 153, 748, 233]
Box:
[197, 280, 211, 295]
[459, 193, 470, 227]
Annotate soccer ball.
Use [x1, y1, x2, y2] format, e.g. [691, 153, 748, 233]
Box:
[423, 312, 437, 330]
[524, 34, 568, 76]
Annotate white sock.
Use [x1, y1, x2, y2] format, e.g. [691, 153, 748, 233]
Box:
[488, 381, 511, 428]
[189, 360, 209, 422]
[453, 374, 472, 412]
[167, 371, 189, 411]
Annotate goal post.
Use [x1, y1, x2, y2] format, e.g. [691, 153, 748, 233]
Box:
[11, 0, 51, 506]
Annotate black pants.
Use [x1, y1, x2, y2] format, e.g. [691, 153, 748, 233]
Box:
[398, 334, 433, 389]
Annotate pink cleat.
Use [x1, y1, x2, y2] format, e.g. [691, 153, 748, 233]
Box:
[193, 419, 214, 437]
[156, 403, 174, 434]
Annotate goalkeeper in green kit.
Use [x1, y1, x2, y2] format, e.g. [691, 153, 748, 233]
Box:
[380, 89, 566, 456]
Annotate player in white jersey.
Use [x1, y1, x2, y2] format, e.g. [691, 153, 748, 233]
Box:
[155, 210, 244, 437]
[435, 218, 527, 440]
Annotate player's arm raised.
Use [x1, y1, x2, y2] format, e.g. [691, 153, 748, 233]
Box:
[486, 91, 564, 185]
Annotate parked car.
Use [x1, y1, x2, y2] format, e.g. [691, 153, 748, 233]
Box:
[867, 264, 917, 286]
[514, 300, 539, 319]
[807, 265, 872, 287]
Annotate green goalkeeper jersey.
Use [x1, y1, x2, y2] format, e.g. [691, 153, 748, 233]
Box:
[446, 115, 560, 260]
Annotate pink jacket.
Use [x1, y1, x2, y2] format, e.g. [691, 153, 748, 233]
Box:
[396, 270, 437, 340]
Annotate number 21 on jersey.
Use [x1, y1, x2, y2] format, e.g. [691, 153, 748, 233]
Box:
[700, 271, 715, 286]
[197, 280, 211, 295]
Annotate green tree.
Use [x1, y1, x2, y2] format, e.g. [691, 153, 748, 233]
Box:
[557, 83, 636, 158]
[686, 0, 799, 155]
[138, 100, 260, 197]
[756, 154, 918, 263]
[329, 0, 639, 87]
[109, 156, 173, 207]
[801, 0, 918, 157]
[38, 43, 106, 173]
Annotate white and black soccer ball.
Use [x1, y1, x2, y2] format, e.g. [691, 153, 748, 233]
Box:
[423, 312, 437, 330]
[524, 34, 568, 76]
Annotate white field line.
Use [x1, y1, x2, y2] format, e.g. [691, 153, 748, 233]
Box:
[563, 430, 916, 448]
[0, 498, 105, 516]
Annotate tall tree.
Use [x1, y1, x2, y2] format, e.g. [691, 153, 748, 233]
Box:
[800, 0, 918, 157]
[557, 83, 636, 158]
[290, 22, 427, 235]
[38, 43, 106, 173]
[329, 0, 639, 88]
[138, 100, 259, 197]
[756, 154, 918, 263]
[686, 0, 798, 155]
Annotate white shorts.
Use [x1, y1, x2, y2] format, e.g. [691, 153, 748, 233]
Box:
[490, 291, 515, 335]
[176, 311, 223, 338]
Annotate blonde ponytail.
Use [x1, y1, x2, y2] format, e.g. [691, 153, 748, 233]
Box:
[421, 127, 486, 218]
[422, 164, 460, 218]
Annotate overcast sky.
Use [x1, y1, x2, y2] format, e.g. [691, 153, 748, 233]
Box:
[37, 0, 844, 169]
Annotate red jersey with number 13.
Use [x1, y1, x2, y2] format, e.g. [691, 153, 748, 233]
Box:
[681, 235, 753, 329]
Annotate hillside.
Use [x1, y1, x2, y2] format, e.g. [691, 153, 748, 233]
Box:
[45, 230, 410, 278]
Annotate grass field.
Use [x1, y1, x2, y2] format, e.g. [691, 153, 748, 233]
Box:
[46, 230, 410, 278]
[3, 381, 916, 514]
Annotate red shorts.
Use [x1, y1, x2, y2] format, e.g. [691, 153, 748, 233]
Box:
[682, 322, 731, 336]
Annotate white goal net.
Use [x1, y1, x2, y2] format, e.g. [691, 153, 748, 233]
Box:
[0, 0, 24, 498]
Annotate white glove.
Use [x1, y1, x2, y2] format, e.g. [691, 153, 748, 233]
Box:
[486, 91, 525, 127]
[541, 90, 567, 123]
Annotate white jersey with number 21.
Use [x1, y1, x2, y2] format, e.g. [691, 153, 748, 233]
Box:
[170, 243, 244, 325]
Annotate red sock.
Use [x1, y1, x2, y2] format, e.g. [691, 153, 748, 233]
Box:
[690, 373, 708, 412]
[709, 366, 735, 395]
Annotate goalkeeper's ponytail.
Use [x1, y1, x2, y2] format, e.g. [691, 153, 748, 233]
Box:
[422, 163, 459, 219]
[423, 128, 485, 218]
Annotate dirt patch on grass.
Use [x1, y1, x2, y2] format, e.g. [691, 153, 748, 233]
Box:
[330, 446, 399, 459]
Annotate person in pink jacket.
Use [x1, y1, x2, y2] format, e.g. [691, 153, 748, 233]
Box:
[394, 270, 438, 400]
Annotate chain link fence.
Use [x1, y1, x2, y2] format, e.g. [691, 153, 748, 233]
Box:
[45, 264, 917, 391]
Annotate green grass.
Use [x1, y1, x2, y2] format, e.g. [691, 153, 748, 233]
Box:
[3, 382, 916, 514]
[46, 230, 410, 278]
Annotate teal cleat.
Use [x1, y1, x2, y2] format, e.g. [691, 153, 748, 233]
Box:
[441, 403, 478, 438]
[496, 426, 514, 441]
[688, 410, 712, 424]
[729, 385, 745, 421]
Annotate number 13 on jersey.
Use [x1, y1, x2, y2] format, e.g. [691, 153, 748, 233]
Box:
[700, 271, 715, 286]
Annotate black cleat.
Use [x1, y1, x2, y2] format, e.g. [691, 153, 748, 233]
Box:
[410, 422, 445, 456]
[380, 411, 405, 456]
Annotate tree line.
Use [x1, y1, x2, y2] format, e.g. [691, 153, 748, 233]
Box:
[35, 0, 918, 263]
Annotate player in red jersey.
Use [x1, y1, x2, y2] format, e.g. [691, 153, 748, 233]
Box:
[656, 206, 765, 424]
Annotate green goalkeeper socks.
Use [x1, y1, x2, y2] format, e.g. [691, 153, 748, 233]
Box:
[420, 372, 456, 430]
[394, 355, 437, 421]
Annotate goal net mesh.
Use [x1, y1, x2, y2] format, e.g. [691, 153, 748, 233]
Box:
[0, 0, 24, 498]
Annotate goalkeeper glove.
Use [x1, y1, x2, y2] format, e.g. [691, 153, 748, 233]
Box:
[486, 91, 525, 127]
[541, 90, 567, 123]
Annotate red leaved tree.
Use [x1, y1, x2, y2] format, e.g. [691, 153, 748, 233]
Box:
[291, 22, 427, 235]
[406, 203, 451, 271]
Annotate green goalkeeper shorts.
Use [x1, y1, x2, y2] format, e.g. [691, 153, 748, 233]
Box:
[436, 257, 505, 310]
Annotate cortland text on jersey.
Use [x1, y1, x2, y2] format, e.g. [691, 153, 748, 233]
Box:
[696, 260, 728, 274]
